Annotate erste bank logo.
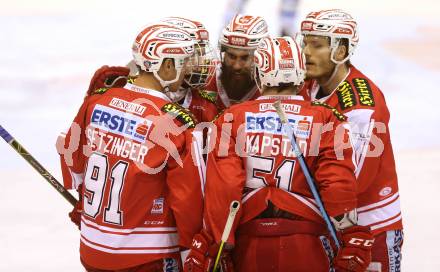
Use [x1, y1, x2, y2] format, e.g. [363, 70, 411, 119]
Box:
[90, 104, 152, 142]
[245, 112, 313, 138]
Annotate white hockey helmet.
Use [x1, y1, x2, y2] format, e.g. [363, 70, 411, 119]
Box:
[159, 17, 217, 89]
[219, 14, 269, 50]
[132, 23, 195, 89]
[300, 9, 359, 64]
[254, 36, 306, 89]
[160, 17, 210, 45]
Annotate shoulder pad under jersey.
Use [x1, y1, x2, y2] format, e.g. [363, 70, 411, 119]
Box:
[161, 103, 197, 128]
[198, 89, 217, 104]
[93, 87, 110, 94]
[311, 101, 347, 121]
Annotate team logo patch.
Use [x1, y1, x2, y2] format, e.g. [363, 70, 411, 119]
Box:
[151, 198, 164, 214]
[336, 81, 357, 110]
[353, 78, 375, 107]
[161, 103, 197, 128]
[245, 112, 313, 138]
[90, 104, 152, 142]
[379, 186, 392, 197]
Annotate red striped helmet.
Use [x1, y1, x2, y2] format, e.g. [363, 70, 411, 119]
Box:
[300, 9, 358, 63]
[160, 17, 210, 45]
[132, 23, 195, 87]
[159, 17, 217, 89]
[220, 14, 269, 50]
[254, 36, 306, 88]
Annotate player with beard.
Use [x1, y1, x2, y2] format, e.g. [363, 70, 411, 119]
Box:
[204, 14, 269, 110]
[300, 9, 403, 272]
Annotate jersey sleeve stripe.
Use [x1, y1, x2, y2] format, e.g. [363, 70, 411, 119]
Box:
[80, 236, 180, 254]
[358, 195, 401, 227]
[81, 219, 179, 249]
[357, 193, 399, 212]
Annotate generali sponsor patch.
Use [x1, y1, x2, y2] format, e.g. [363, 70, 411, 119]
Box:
[109, 98, 146, 115]
[259, 103, 301, 114]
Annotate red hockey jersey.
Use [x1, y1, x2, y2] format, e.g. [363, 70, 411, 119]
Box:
[204, 95, 357, 244]
[180, 87, 219, 123]
[300, 65, 403, 235]
[58, 83, 204, 270]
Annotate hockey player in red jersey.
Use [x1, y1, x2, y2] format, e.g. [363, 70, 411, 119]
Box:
[300, 9, 403, 272]
[184, 36, 374, 272]
[85, 17, 219, 123]
[57, 23, 205, 271]
[204, 14, 269, 110]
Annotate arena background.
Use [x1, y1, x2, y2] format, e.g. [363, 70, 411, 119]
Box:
[1, 0, 439, 270]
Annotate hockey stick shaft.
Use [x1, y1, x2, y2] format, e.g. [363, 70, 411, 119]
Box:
[0, 125, 78, 206]
[273, 101, 340, 249]
[213, 200, 240, 272]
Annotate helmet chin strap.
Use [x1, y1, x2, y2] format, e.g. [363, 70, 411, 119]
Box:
[321, 40, 348, 88]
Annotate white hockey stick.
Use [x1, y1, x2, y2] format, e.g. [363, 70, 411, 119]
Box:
[273, 100, 340, 249]
[213, 200, 240, 272]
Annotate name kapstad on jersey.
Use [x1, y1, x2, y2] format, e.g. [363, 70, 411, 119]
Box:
[244, 112, 312, 157]
[85, 104, 151, 163]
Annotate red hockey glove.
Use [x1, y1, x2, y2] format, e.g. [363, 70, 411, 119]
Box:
[184, 231, 234, 272]
[68, 185, 83, 230]
[86, 65, 130, 95]
[334, 225, 374, 272]
[184, 232, 215, 272]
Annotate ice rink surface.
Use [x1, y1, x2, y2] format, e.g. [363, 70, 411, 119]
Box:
[1, 0, 439, 270]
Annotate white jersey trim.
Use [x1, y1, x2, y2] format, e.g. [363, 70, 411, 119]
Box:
[192, 130, 206, 197]
[357, 193, 399, 212]
[69, 170, 84, 189]
[370, 214, 402, 231]
[358, 194, 401, 227]
[286, 191, 321, 217]
[81, 219, 179, 249]
[81, 217, 177, 233]
[81, 237, 180, 254]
